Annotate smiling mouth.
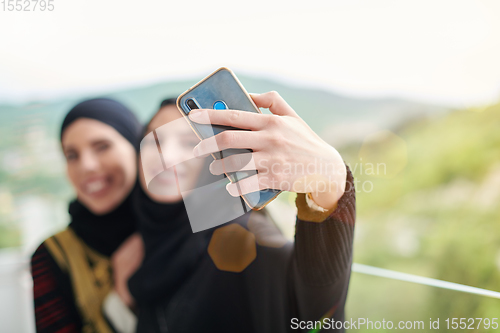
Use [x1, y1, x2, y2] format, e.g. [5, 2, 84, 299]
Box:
[82, 177, 113, 197]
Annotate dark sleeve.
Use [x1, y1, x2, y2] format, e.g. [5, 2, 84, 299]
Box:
[31, 243, 83, 333]
[289, 166, 355, 331]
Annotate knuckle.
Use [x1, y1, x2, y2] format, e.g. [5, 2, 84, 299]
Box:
[269, 133, 284, 147]
[228, 110, 240, 123]
[268, 115, 282, 127]
[220, 131, 235, 148]
[265, 114, 277, 127]
[269, 91, 280, 98]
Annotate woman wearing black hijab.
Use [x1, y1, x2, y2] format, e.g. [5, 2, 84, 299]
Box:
[128, 93, 355, 333]
[30, 98, 142, 333]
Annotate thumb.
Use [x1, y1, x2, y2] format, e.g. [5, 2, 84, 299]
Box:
[250, 91, 298, 117]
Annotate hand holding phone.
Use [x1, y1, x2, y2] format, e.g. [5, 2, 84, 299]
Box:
[177, 68, 347, 212]
[177, 67, 282, 210]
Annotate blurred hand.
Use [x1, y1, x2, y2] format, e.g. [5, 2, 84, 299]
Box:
[111, 233, 144, 309]
[188, 91, 346, 210]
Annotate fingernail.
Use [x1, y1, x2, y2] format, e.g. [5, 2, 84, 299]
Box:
[226, 183, 238, 197]
[209, 162, 216, 175]
[193, 144, 200, 157]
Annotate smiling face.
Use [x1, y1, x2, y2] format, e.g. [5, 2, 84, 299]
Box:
[62, 118, 137, 215]
[139, 104, 204, 203]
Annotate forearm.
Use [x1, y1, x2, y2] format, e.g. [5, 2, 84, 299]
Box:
[31, 244, 81, 333]
[287, 167, 355, 330]
[293, 165, 355, 286]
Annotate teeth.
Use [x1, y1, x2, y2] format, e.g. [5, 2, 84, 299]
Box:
[86, 180, 106, 194]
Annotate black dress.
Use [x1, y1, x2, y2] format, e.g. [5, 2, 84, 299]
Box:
[129, 167, 355, 333]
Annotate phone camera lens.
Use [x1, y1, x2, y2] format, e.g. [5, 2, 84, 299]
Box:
[186, 99, 199, 110]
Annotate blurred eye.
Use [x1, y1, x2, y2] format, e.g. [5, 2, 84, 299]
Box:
[96, 142, 110, 152]
[65, 152, 78, 161]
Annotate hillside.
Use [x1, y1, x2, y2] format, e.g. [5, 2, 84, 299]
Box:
[343, 102, 500, 331]
[0, 73, 447, 146]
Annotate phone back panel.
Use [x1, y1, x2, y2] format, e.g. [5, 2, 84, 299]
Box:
[177, 68, 281, 209]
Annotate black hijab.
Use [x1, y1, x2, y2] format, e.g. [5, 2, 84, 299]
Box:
[61, 98, 142, 257]
[127, 183, 212, 304]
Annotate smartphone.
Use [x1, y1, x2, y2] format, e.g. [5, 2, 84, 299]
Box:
[176, 67, 282, 210]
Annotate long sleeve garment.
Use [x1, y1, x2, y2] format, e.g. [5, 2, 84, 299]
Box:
[31, 242, 83, 333]
[31, 192, 138, 333]
[134, 167, 356, 333]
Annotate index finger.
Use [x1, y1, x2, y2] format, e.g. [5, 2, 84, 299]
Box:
[188, 109, 272, 131]
[250, 91, 298, 117]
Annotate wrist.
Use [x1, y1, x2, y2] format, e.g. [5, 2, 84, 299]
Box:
[308, 149, 346, 210]
[309, 191, 338, 211]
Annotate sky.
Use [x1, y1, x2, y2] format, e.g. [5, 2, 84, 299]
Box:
[1, 0, 499, 107]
